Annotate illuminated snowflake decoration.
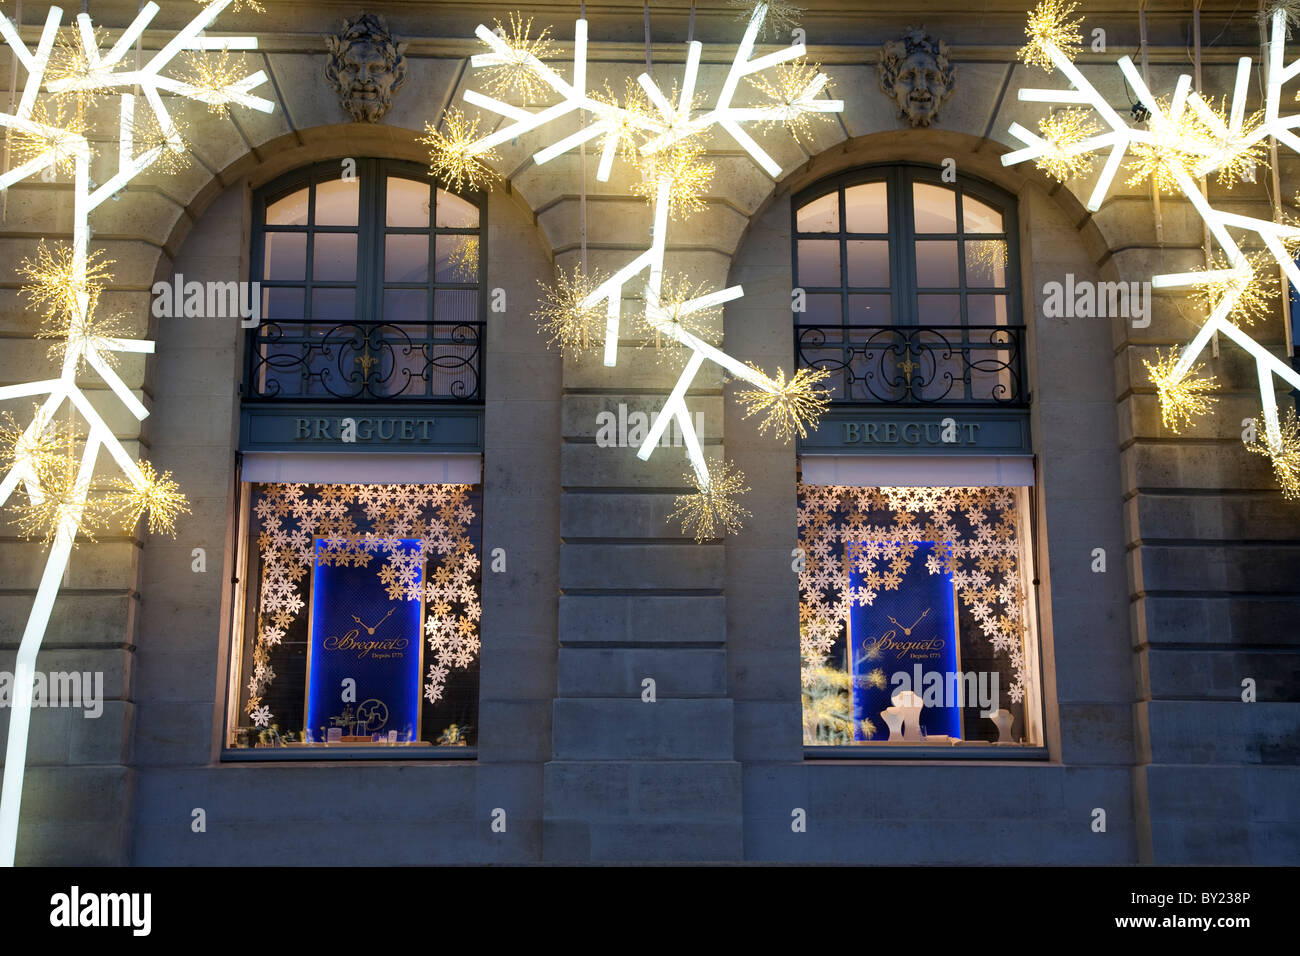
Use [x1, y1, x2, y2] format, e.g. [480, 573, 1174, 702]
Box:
[0, 0, 274, 867]
[429, 3, 843, 525]
[1004, 1, 1300, 498]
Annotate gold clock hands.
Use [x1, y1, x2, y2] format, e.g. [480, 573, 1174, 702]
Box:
[352, 607, 396, 635]
[904, 608, 930, 634]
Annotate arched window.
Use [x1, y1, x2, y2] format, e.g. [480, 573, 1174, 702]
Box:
[792, 165, 1043, 753]
[793, 164, 1024, 405]
[244, 158, 485, 402]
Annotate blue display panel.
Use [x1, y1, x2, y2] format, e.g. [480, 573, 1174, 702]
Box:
[304, 538, 424, 742]
[848, 540, 962, 741]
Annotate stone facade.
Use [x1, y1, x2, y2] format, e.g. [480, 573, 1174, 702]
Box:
[0, 1, 1295, 864]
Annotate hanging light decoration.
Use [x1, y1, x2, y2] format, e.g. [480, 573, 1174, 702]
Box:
[1034, 108, 1099, 181]
[479, 13, 556, 102]
[1246, 405, 1300, 499]
[1018, 0, 1083, 71]
[534, 264, 609, 357]
[1143, 348, 1219, 433]
[736, 364, 832, 442]
[429, 4, 844, 514]
[670, 457, 752, 542]
[747, 59, 836, 147]
[0, 0, 274, 869]
[1004, 1, 1300, 499]
[1189, 251, 1278, 328]
[420, 108, 502, 193]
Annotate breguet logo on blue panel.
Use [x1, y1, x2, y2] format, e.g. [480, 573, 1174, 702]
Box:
[305, 538, 424, 742]
[849, 541, 962, 741]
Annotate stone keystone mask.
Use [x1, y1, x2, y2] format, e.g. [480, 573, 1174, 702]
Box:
[878, 28, 957, 128]
[325, 14, 409, 123]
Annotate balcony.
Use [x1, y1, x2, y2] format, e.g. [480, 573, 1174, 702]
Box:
[795, 324, 1028, 406]
[243, 319, 484, 402]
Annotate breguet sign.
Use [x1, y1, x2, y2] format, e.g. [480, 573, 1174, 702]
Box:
[239, 403, 484, 453]
[800, 407, 1031, 456]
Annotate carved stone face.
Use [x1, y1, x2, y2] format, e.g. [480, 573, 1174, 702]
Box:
[891, 52, 949, 125]
[878, 31, 956, 128]
[325, 15, 408, 124]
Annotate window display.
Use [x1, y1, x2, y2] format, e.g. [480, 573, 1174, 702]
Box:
[798, 483, 1042, 747]
[226, 482, 481, 752]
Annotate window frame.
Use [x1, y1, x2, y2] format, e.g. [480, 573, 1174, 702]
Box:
[244, 157, 489, 403]
[790, 163, 1022, 329]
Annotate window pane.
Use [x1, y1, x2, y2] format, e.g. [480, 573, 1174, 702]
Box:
[435, 235, 477, 283]
[387, 177, 431, 228]
[797, 192, 839, 233]
[847, 294, 890, 324]
[313, 233, 358, 281]
[967, 294, 1008, 325]
[263, 232, 306, 280]
[266, 187, 308, 226]
[797, 239, 840, 287]
[963, 194, 1004, 233]
[797, 484, 1040, 747]
[436, 188, 479, 229]
[965, 240, 1007, 287]
[846, 240, 889, 287]
[228, 483, 483, 751]
[262, 286, 304, 319]
[845, 182, 888, 233]
[386, 235, 430, 283]
[311, 287, 356, 322]
[315, 178, 360, 226]
[915, 240, 958, 286]
[918, 294, 960, 323]
[913, 182, 957, 233]
[801, 293, 841, 324]
[435, 289, 478, 324]
[384, 289, 427, 323]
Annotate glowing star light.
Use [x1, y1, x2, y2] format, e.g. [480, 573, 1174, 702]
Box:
[1018, 0, 1083, 71]
[534, 264, 608, 357]
[639, 273, 724, 359]
[632, 136, 714, 220]
[1246, 405, 1300, 499]
[479, 13, 556, 102]
[670, 458, 752, 542]
[110, 458, 190, 535]
[18, 243, 114, 327]
[737, 364, 832, 442]
[179, 47, 250, 114]
[727, 0, 803, 40]
[1189, 252, 1278, 327]
[10, 100, 88, 175]
[1143, 348, 1219, 433]
[1004, 2, 1300, 500]
[0, 0, 273, 869]
[747, 59, 836, 147]
[420, 108, 501, 193]
[1035, 109, 1099, 181]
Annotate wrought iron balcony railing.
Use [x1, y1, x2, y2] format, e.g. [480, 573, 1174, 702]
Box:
[243, 319, 484, 402]
[795, 324, 1028, 406]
